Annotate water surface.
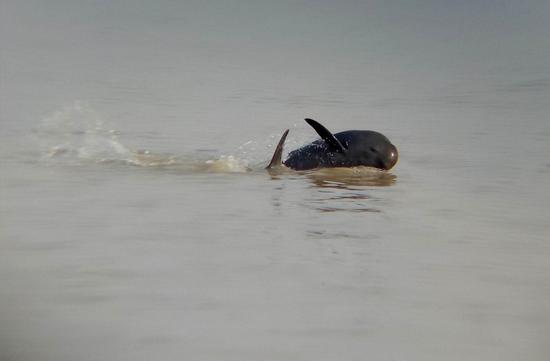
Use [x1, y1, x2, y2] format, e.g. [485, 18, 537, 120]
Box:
[1, 1, 550, 360]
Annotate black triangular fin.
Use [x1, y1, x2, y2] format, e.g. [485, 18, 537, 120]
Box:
[304, 118, 346, 153]
[266, 129, 289, 169]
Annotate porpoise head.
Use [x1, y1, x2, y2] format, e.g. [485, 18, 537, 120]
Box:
[340, 130, 398, 170]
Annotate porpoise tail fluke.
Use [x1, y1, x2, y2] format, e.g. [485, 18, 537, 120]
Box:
[266, 129, 289, 169]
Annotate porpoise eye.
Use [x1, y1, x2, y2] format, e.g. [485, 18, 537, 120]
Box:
[369, 147, 377, 153]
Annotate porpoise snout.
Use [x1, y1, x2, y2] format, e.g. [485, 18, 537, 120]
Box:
[383, 144, 398, 170]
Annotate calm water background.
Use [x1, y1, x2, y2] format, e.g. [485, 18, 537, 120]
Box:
[1, 1, 550, 360]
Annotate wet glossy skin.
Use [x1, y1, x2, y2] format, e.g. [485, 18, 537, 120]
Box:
[284, 130, 398, 171]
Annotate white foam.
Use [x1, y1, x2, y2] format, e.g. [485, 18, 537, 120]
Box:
[38, 101, 132, 164]
[36, 102, 262, 173]
[205, 155, 250, 173]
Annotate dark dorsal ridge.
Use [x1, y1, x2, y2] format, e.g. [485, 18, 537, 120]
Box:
[304, 118, 347, 153]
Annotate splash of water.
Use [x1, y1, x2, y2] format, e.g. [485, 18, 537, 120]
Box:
[35, 102, 254, 173]
[38, 101, 133, 162]
[205, 155, 250, 173]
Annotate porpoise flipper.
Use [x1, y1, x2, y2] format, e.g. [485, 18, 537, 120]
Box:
[266, 129, 289, 169]
[304, 118, 347, 153]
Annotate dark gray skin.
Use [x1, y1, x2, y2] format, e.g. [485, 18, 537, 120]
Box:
[284, 130, 398, 171]
[266, 118, 398, 171]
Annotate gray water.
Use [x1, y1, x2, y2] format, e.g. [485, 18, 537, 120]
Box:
[1, 1, 550, 360]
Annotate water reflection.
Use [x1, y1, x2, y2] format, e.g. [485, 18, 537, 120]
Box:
[267, 166, 396, 188]
[314, 206, 382, 213]
[309, 171, 392, 212]
[269, 167, 396, 213]
[306, 167, 396, 188]
[303, 189, 382, 213]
